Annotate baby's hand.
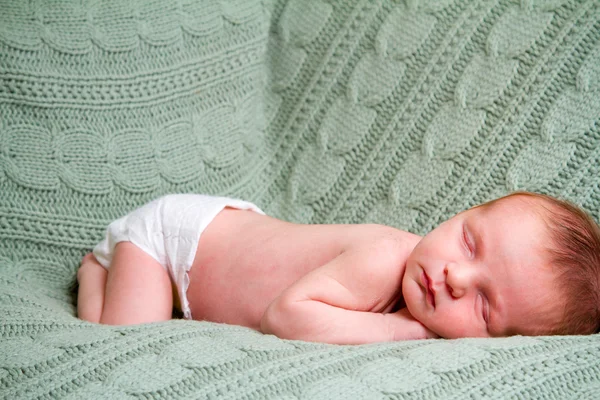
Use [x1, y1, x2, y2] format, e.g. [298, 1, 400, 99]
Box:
[385, 308, 440, 340]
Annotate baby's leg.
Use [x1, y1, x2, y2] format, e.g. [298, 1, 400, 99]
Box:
[77, 253, 107, 323]
[77, 242, 173, 325]
[100, 241, 173, 325]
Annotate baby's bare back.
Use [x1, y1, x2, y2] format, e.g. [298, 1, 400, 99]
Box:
[185, 208, 405, 330]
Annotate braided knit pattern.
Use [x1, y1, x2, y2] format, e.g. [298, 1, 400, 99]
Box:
[1, 0, 600, 398]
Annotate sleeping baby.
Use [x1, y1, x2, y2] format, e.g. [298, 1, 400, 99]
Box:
[76, 191, 600, 344]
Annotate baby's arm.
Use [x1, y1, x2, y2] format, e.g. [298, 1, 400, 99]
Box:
[260, 237, 437, 344]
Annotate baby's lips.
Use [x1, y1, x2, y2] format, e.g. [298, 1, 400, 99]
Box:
[420, 270, 436, 308]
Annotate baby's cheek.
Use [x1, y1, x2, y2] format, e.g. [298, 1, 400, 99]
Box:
[435, 309, 479, 338]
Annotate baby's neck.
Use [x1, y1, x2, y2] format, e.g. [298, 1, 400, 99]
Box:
[390, 297, 406, 313]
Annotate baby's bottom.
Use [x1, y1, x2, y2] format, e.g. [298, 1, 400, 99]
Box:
[79, 194, 265, 325]
[77, 241, 174, 325]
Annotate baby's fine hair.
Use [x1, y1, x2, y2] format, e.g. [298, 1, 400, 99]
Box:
[484, 191, 600, 335]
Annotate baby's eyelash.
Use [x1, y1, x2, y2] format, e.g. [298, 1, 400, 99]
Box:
[462, 228, 472, 255]
[482, 297, 489, 324]
[477, 294, 489, 324]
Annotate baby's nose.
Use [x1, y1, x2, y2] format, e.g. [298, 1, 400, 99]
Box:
[444, 262, 472, 298]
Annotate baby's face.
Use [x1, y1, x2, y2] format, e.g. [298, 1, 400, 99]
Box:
[402, 196, 559, 338]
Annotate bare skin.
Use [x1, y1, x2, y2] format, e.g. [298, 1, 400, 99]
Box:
[78, 207, 435, 343]
[77, 195, 559, 344]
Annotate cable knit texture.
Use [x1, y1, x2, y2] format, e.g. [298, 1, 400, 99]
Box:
[1, 0, 600, 398]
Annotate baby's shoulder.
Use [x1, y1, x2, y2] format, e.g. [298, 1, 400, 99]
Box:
[354, 223, 421, 244]
[348, 224, 421, 258]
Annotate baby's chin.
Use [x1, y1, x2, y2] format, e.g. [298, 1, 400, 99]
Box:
[401, 267, 422, 312]
[400, 282, 432, 333]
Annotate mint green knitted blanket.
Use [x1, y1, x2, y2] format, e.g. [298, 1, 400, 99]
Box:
[2, 0, 600, 398]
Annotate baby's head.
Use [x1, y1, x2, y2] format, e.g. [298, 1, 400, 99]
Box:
[402, 191, 600, 338]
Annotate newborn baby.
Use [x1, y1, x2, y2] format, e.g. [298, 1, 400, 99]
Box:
[77, 192, 600, 344]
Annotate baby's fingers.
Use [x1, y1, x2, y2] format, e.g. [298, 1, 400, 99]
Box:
[390, 308, 440, 340]
[422, 325, 440, 339]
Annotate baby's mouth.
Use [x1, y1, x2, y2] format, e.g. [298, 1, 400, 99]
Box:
[421, 270, 436, 308]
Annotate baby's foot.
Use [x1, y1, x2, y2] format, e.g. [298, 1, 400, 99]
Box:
[77, 253, 102, 282]
[81, 253, 95, 265]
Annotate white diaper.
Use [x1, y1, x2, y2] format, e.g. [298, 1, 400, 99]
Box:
[92, 194, 265, 320]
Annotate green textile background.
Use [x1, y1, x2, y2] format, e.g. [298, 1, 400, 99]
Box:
[1, 0, 600, 398]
